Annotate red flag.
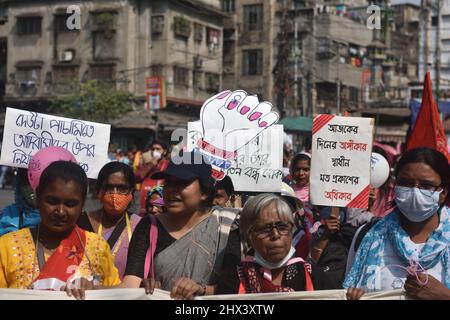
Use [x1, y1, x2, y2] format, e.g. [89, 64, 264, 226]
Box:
[406, 72, 449, 159]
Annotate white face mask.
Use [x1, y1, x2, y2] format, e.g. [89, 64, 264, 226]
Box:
[253, 246, 296, 270]
[152, 150, 162, 160]
[394, 186, 442, 222]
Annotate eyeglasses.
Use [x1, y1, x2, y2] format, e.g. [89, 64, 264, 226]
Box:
[102, 184, 131, 195]
[395, 178, 442, 195]
[251, 222, 293, 239]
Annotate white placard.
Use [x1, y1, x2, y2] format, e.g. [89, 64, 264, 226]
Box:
[0, 108, 111, 179]
[188, 121, 283, 193]
[310, 115, 374, 208]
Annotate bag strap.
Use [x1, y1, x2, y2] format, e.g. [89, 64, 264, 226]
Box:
[144, 214, 158, 279]
[105, 212, 131, 249]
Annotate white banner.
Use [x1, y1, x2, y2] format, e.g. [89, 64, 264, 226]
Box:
[188, 122, 283, 192]
[310, 115, 374, 208]
[0, 108, 111, 179]
[0, 288, 407, 300]
[197, 289, 407, 300]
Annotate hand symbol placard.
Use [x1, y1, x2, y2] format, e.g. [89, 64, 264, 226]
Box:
[197, 90, 279, 180]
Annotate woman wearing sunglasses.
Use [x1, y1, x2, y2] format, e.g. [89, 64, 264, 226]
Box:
[217, 193, 321, 294]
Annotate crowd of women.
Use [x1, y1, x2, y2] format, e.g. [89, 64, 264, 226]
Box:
[0, 142, 448, 300]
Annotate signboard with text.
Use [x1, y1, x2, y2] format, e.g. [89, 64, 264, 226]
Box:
[0, 108, 111, 179]
[310, 115, 374, 208]
[188, 121, 283, 193]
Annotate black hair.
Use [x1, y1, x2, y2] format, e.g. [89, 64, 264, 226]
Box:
[395, 147, 450, 200]
[214, 175, 235, 196]
[36, 161, 88, 201]
[17, 168, 29, 186]
[372, 146, 388, 161]
[151, 140, 168, 151]
[199, 178, 215, 208]
[290, 153, 311, 173]
[96, 161, 136, 195]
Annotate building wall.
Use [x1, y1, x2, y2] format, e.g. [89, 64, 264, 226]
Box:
[150, 0, 223, 103]
[1, 0, 224, 105]
[3, 0, 139, 101]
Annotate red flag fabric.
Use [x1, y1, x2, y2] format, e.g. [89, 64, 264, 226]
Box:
[406, 72, 449, 159]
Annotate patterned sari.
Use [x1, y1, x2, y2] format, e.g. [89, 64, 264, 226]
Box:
[0, 227, 120, 289]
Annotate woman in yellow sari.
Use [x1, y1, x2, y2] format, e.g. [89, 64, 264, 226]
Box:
[0, 160, 120, 299]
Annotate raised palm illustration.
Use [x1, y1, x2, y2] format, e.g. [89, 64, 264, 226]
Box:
[197, 90, 279, 180]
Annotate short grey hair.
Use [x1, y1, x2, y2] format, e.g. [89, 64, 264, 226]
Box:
[240, 193, 295, 245]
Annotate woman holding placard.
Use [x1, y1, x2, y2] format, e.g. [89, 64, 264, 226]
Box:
[120, 151, 239, 299]
[344, 148, 450, 300]
[0, 159, 120, 298]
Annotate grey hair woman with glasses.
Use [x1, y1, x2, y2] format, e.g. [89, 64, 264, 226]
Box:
[216, 193, 321, 294]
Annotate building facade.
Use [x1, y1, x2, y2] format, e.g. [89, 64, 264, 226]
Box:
[0, 0, 225, 148]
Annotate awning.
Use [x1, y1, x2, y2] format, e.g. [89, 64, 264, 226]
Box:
[374, 128, 407, 143]
[278, 116, 313, 132]
[357, 108, 411, 117]
[110, 108, 198, 131]
[167, 96, 204, 107]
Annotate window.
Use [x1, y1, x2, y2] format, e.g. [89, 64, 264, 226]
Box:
[17, 16, 42, 35]
[151, 65, 164, 77]
[53, 66, 78, 93]
[349, 87, 359, 104]
[194, 23, 203, 42]
[242, 49, 263, 76]
[205, 73, 220, 92]
[243, 5, 263, 31]
[54, 14, 77, 33]
[90, 64, 115, 81]
[53, 66, 78, 82]
[173, 16, 191, 38]
[207, 28, 220, 45]
[431, 16, 438, 27]
[193, 71, 203, 89]
[222, 0, 235, 13]
[173, 66, 189, 86]
[0, 4, 8, 22]
[16, 67, 41, 83]
[152, 15, 164, 34]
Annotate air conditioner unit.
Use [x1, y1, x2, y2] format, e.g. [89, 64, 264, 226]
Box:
[223, 66, 234, 73]
[59, 50, 73, 62]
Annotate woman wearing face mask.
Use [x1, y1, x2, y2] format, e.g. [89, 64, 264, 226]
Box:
[136, 141, 169, 214]
[344, 148, 450, 300]
[121, 152, 239, 299]
[77, 162, 141, 279]
[216, 194, 323, 294]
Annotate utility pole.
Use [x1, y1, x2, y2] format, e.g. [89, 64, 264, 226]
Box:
[336, 43, 341, 115]
[422, 0, 430, 76]
[435, 0, 442, 103]
[294, 14, 300, 115]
